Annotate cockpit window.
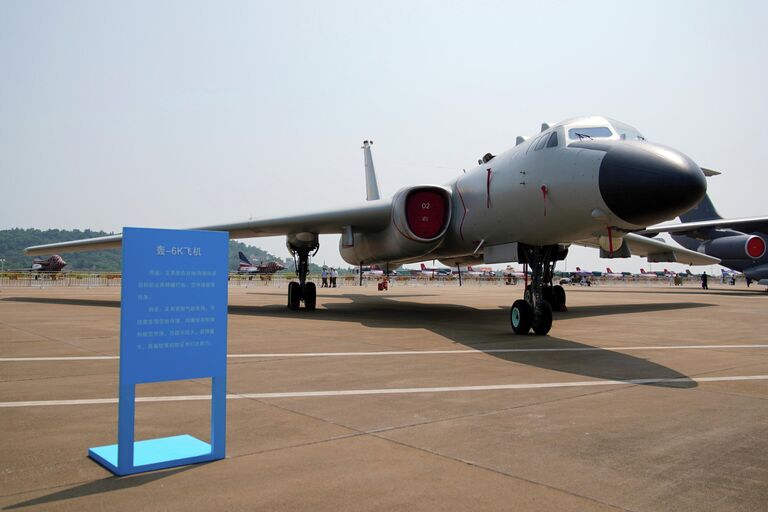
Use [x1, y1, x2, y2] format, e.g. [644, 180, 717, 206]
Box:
[535, 134, 549, 150]
[568, 127, 613, 140]
[610, 120, 645, 141]
[546, 131, 558, 148]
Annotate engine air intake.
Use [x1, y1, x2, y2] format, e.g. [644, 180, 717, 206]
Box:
[746, 235, 766, 259]
[406, 190, 447, 240]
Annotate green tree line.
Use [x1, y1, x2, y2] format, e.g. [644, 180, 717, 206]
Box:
[0, 228, 294, 272]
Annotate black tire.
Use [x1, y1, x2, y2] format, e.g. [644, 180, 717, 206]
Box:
[542, 286, 554, 306]
[553, 285, 566, 310]
[532, 301, 553, 336]
[288, 281, 301, 310]
[304, 282, 317, 310]
[510, 299, 533, 334]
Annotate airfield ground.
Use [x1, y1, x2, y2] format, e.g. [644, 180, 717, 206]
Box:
[0, 282, 766, 511]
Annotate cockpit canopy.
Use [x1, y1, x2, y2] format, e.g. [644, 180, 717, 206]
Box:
[562, 116, 645, 144]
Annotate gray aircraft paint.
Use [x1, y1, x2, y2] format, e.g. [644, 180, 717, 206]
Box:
[27, 116, 716, 269]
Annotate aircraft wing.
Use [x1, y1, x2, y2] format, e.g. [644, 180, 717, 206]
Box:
[576, 233, 720, 265]
[25, 200, 393, 256]
[640, 216, 768, 237]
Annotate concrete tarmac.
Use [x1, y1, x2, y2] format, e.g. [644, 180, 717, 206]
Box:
[1, 282, 766, 511]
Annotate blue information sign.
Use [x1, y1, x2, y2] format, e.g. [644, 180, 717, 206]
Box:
[89, 227, 228, 476]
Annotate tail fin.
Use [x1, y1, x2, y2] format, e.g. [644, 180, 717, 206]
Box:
[640, 268, 646, 274]
[680, 193, 722, 222]
[362, 140, 380, 201]
[238, 251, 252, 265]
[576, 267, 582, 272]
[607, 267, 613, 274]
[468, 265, 474, 271]
[420, 263, 427, 270]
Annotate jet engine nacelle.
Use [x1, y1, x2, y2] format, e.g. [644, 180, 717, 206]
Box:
[340, 185, 452, 265]
[699, 234, 766, 260]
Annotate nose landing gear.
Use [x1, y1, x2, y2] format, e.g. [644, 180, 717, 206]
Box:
[287, 241, 319, 311]
[511, 244, 567, 335]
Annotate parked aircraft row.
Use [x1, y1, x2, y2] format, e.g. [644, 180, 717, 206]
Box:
[27, 117, 728, 334]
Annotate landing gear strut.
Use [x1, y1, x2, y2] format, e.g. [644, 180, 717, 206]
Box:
[510, 244, 567, 335]
[288, 242, 319, 310]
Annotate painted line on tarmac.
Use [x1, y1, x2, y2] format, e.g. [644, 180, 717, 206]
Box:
[2, 374, 766, 408]
[3, 344, 768, 362]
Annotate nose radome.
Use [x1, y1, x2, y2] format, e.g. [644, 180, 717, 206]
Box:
[598, 142, 706, 226]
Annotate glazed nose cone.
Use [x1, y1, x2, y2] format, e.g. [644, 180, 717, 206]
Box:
[599, 142, 706, 226]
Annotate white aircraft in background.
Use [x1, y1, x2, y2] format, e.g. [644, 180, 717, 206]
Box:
[419, 263, 451, 277]
[574, 266, 601, 278]
[473, 265, 496, 276]
[603, 267, 624, 279]
[502, 266, 528, 279]
[27, 118, 718, 335]
[461, 265, 495, 277]
[637, 268, 659, 279]
[361, 264, 384, 277]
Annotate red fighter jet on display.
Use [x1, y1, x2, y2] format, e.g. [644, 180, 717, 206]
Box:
[237, 251, 285, 274]
[12, 255, 68, 272]
[26, 118, 720, 335]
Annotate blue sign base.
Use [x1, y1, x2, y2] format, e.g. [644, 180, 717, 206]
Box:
[88, 435, 216, 476]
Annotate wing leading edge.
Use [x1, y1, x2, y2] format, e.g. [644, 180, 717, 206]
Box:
[640, 216, 768, 237]
[576, 233, 720, 266]
[25, 200, 393, 256]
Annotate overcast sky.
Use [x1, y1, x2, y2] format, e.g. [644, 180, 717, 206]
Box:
[2, 1, 766, 273]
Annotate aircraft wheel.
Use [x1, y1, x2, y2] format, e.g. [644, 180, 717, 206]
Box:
[304, 282, 317, 310]
[288, 282, 301, 310]
[510, 299, 532, 335]
[542, 286, 554, 306]
[553, 285, 566, 310]
[532, 301, 553, 336]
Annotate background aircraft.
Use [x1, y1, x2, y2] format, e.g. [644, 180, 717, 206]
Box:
[637, 268, 659, 279]
[502, 266, 528, 279]
[237, 251, 285, 274]
[11, 255, 67, 272]
[361, 264, 394, 277]
[26, 117, 718, 335]
[642, 193, 768, 285]
[419, 263, 451, 277]
[604, 267, 623, 279]
[574, 267, 602, 278]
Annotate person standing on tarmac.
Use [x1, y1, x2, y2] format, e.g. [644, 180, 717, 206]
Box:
[331, 268, 338, 287]
[321, 267, 328, 288]
[701, 271, 709, 290]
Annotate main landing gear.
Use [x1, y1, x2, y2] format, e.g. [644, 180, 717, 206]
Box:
[287, 241, 319, 311]
[510, 244, 567, 336]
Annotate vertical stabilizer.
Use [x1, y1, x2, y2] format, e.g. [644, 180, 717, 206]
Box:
[362, 140, 380, 201]
[680, 193, 722, 222]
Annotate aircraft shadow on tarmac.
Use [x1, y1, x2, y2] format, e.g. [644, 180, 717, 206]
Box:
[3, 295, 716, 390]
[4, 465, 198, 509]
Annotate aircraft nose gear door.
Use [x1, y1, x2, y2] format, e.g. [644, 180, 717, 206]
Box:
[511, 244, 566, 335]
[287, 233, 319, 310]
